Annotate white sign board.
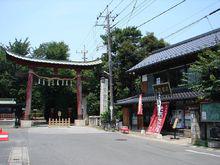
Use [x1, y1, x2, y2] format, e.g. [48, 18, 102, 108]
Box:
[202, 111, 207, 120]
[142, 74, 148, 82]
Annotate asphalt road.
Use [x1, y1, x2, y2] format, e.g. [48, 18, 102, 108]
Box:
[1, 127, 220, 165]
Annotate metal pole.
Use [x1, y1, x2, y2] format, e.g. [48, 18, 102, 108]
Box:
[106, 7, 114, 122]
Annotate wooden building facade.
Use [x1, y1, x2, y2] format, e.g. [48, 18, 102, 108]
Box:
[116, 28, 220, 139]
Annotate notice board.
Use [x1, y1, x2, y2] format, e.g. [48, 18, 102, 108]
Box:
[201, 103, 220, 122]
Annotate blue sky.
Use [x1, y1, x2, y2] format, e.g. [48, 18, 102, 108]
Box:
[0, 0, 219, 61]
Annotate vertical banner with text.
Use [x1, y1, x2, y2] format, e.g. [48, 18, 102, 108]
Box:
[147, 102, 169, 134]
[100, 77, 108, 114]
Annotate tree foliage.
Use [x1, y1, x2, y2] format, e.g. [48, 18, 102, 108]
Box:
[34, 41, 69, 60]
[7, 38, 30, 56]
[0, 38, 31, 102]
[101, 27, 167, 100]
[0, 27, 167, 119]
[182, 47, 220, 100]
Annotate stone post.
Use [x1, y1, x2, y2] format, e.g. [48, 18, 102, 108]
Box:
[191, 110, 201, 144]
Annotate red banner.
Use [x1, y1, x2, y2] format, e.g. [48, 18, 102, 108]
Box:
[147, 102, 169, 134]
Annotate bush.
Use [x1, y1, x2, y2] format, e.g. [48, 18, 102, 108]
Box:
[100, 110, 110, 124]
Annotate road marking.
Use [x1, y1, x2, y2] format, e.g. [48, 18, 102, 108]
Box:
[8, 147, 30, 165]
[186, 149, 220, 158]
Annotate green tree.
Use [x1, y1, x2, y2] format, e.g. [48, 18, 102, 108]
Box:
[101, 27, 167, 100]
[7, 38, 30, 56]
[182, 47, 220, 100]
[83, 27, 167, 119]
[138, 32, 168, 59]
[34, 41, 69, 60]
[0, 38, 31, 103]
[33, 41, 75, 120]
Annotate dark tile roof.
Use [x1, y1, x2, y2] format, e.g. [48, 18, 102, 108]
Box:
[116, 91, 201, 105]
[128, 28, 220, 72]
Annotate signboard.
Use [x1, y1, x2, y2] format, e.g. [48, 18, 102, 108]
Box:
[153, 82, 172, 95]
[172, 110, 184, 128]
[156, 77, 161, 85]
[172, 118, 179, 129]
[147, 102, 169, 134]
[201, 103, 220, 122]
[142, 74, 148, 82]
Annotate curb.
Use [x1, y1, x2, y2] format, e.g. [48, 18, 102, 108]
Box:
[117, 131, 191, 146]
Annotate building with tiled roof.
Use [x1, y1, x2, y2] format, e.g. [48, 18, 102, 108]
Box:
[117, 28, 220, 140]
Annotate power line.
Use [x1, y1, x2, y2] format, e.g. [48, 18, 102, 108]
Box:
[77, 25, 95, 51]
[122, 0, 157, 27]
[129, 0, 157, 21]
[164, 8, 220, 39]
[112, 0, 155, 28]
[98, 0, 114, 18]
[158, 0, 220, 36]
[137, 0, 186, 28]
[115, 0, 136, 18]
[206, 16, 215, 30]
[126, 0, 138, 26]
[77, 1, 116, 61]
[111, 0, 125, 13]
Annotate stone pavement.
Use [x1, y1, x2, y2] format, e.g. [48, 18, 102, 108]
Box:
[0, 128, 29, 165]
[8, 147, 30, 165]
[28, 126, 110, 134]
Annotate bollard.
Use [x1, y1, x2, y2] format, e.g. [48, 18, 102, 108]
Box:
[0, 128, 9, 141]
[49, 118, 51, 127]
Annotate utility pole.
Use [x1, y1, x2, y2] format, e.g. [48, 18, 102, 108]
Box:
[96, 5, 115, 123]
[76, 45, 88, 62]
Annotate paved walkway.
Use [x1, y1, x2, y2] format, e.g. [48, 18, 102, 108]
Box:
[125, 130, 191, 146]
[28, 126, 111, 134]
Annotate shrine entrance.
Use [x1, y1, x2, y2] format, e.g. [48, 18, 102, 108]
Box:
[6, 51, 102, 123]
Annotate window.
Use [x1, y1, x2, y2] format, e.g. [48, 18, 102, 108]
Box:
[169, 67, 185, 88]
[147, 74, 154, 94]
[187, 67, 201, 84]
[154, 71, 168, 84]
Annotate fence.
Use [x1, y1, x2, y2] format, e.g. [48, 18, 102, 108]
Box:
[89, 116, 101, 126]
[48, 118, 70, 127]
[0, 113, 15, 120]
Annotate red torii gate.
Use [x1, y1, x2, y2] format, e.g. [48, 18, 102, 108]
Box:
[6, 51, 102, 120]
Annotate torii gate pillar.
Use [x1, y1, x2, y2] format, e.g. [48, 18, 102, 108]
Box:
[24, 68, 33, 120]
[76, 69, 83, 119]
